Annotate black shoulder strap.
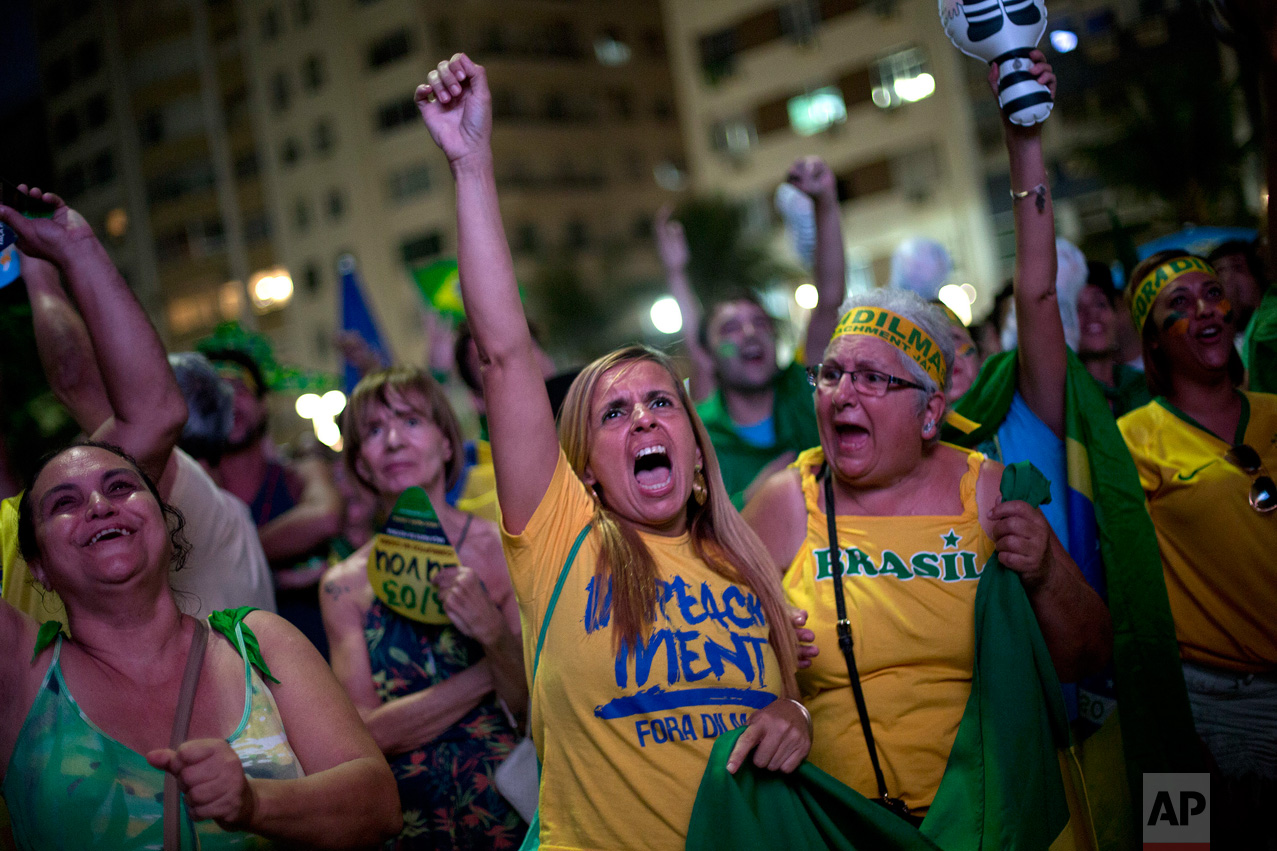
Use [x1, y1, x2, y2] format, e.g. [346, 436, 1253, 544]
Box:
[821, 465, 912, 819]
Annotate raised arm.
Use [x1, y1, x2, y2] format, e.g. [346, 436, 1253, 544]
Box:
[416, 54, 559, 534]
[655, 205, 715, 402]
[0, 189, 186, 483]
[23, 254, 113, 434]
[996, 56, 1065, 436]
[788, 157, 846, 364]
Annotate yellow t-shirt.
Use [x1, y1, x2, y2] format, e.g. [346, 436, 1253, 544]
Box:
[456, 439, 500, 525]
[784, 446, 995, 814]
[0, 493, 68, 628]
[1118, 393, 1277, 673]
[502, 451, 783, 851]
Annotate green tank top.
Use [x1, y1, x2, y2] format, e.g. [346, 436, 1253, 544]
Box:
[3, 612, 304, 850]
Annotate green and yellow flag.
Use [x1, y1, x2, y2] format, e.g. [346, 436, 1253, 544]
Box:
[411, 259, 464, 319]
[944, 350, 1205, 846]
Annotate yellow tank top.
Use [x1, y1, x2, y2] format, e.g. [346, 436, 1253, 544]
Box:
[784, 445, 996, 813]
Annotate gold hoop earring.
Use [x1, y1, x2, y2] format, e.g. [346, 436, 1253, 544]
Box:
[692, 466, 708, 506]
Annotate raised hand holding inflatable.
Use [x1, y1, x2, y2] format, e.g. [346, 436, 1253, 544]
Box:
[940, 0, 1053, 125]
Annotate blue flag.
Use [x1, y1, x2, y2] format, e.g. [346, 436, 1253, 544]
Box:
[338, 254, 390, 394]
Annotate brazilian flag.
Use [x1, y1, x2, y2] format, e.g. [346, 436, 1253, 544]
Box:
[411, 258, 464, 319]
[944, 350, 1205, 847]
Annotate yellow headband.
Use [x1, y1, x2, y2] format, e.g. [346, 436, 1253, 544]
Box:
[1130, 256, 1215, 331]
[833, 307, 946, 389]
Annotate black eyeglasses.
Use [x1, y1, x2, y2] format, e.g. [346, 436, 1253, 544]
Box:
[805, 363, 927, 397]
[1224, 444, 1277, 513]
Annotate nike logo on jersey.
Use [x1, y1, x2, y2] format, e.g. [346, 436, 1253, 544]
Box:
[1175, 462, 1216, 482]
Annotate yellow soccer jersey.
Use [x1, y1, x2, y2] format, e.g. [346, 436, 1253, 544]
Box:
[784, 445, 996, 814]
[1119, 393, 1277, 672]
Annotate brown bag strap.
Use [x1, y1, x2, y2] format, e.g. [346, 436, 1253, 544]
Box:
[164, 618, 210, 851]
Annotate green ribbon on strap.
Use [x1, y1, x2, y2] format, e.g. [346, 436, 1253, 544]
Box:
[32, 620, 65, 662]
[208, 607, 280, 684]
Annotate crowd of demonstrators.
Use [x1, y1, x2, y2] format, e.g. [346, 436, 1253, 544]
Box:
[655, 156, 844, 509]
[322, 367, 527, 848]
[0, 33, 1274, 851]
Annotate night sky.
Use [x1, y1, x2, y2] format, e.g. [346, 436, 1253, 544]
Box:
[0, 0, 40, 116]
[0, 0, 53, 184]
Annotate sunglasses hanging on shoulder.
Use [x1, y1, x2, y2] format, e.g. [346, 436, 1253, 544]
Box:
[1224, 444, 1277, 513]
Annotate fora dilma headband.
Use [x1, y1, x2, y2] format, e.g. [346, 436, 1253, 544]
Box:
[833, 307, 946, 390]
[1130, 255, 1216, 332]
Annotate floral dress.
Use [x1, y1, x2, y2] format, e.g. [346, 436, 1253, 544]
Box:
[364, 598, 527, 850]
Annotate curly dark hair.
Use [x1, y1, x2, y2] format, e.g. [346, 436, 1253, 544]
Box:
[17, 441, 191, 578]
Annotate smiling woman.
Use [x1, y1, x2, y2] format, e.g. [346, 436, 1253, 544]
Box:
[0, 441, 401, 849]
[415, 52, 810, 849]
[1117, 251, 1277, 846]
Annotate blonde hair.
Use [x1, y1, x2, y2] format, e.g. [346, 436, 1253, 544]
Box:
[341, 366, 466, 494]
[558, 346, 798, 700]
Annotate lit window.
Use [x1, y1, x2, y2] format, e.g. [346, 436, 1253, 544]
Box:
[871, 47, 935, 109]
[787, 87, 847, 136]
[594, 34, 632, 66]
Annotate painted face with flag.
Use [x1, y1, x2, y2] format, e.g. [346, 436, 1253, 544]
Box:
[1126, 251, 1243, 396]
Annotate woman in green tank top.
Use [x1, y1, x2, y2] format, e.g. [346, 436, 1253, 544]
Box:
[0, 441, 402, 849]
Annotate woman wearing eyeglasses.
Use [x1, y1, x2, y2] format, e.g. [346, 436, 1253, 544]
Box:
[1117, 250, 1277, 844]
[744, 287, 1111, 829]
